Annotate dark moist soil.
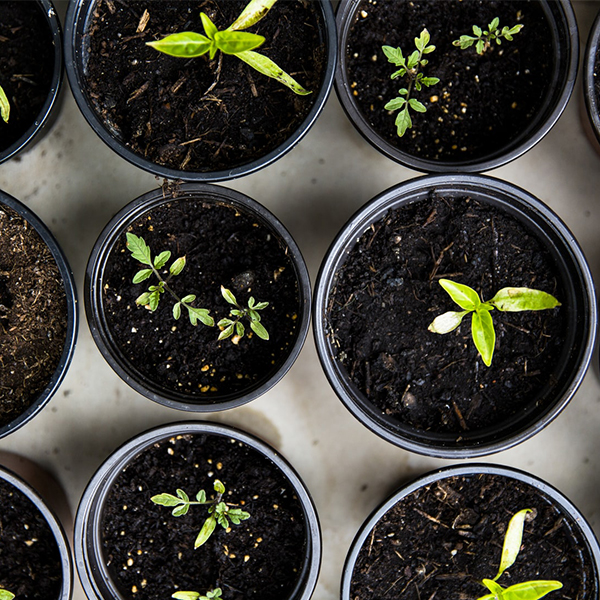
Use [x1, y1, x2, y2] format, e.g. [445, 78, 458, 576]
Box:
[327, 194, 567, 435]
[594, 45, 600, 111]
[102, 196, 301, 400]
[0, 205, 68, 428]
[83, 0, 326, 173]
[347, 0, 554, 162]
[0, 478, 63, 600]
[101, 433, 308, 600]
[0, 1, 55, 153]
[350, 473, 595, 600]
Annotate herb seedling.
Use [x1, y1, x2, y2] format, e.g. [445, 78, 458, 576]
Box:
[477, 508, 562, 600]
[146, 0, 310, 95]
[126, 233, 214, 327]
[218, 286, 269, 342]
[151, 479, 250, 549]
[428, 279, 560, 367]
[453, 17, 524, 55]
[173, 588, 222, 600]
[382, 29, 440, 137]
[0, 85, 9, 123]
[0, 590, 15, 600]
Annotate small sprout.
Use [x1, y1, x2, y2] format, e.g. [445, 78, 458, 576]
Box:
[453, 17, 524, 55]
[0, 85, 9, 123]
[126, 233, 214, 328]
[146, 0, 310, 95]
[477, 509, 563, 600]
[0, 590, 15, 600]
[173, 588, 223, 600]
[218, 286, 269, 342]
[428, 279, 560, 367]
[382, 29, 440, 137]
[151, 479, 250, 549]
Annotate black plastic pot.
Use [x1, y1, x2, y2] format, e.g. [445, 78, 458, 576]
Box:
[0, 463, 73, 599]
[0, 190, 78, 439]
[335, 0, 578, 173]
[0, 0, 63, 164]
[583, 7, 600, 150]
[313, 174, 596, 458]
[74, 421, 321, 600]
[64, 0, 336, 182]
[342, 464, 600, 600]
[85, 183, 311, 411]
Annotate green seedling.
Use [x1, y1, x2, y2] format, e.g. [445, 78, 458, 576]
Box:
[428, 279, 560, 367]
[151, 479, 250, 549]
[0, 85, 9, 123]
[173, 588, 222, 600]
[477, 508, 562, 600]
[0, 590, 15, 600]
[146, 0, 310, 95]
[382, 29, 440, 137]
[453, 17, 524, 55]
[218, 286, 269, 342]
[126, 233, 214, 327]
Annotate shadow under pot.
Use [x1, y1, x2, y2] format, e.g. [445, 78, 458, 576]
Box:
[335, 0, 578, 172]
[74, 421, 321, 600]
[0, 191, 78, 439]
[85, 183, 311, 411]
[313, 174, 596, 457]
[0, 0, 63, 164]
[583, 6, 600, 152]
[342, 464, 600, 600]
[0, 463, 73, 600]
[64, 0, 336, 181]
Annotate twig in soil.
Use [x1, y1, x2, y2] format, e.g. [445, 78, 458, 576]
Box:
[429, 242, 454, 281]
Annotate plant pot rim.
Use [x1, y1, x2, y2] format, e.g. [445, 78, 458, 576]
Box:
[0, 463, 73, 600]
[583, 6, 600, 146]
[341, 462, 600, 600]
[85, 182, 311, 411]
[63, 0, 337, 182]
[74, 420, 322, 600]
[313, 172, 597, 458]
[0, 190, 78, 440]
[0, 0, 63, 165]
[334, 0, 579, 173]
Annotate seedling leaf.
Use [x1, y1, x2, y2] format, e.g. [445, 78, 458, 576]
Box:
[170, 256, 186, 276]
[214, 31, 265, 55]
[500, 580, 563, 600]
[228, 0, 278, 31]
[151, 493, 182, 507]
[221, 286, 237, 306]
[126, 233, 152, 265]
[133, 269, 153, 284]
[0, 591, 15, 600]
[488, 288, 561, 312]
[196, 515, 217, 548]
[439, 279, 481, 310]
[214, 480, 226, 494]
[154, 250, 171, 269]
[428, 310, 468, 334]
[172, 592, 201, 600]
[471, 309, 495, 367]
[147, 32, 212, 57]
[495, 509, 532, 580]
[250, 320, 269, 340]
[395, 107, 412, 137]
[173, 302, 182, 320]
[201, 12, 218, 39]
[0, 86, 9, 123]
[173, 503, 190, 517]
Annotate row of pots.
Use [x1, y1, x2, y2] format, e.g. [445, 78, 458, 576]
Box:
[7, 0, 600, 175]
[3, 421, 600, 600]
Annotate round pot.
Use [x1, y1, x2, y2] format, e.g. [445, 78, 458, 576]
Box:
[0, 463, 73, 599]
[583, 7, 600, 150]
[85, 183, 311, 411]
[64, 0, 336, 182]
[335, 0, 578, 173]
[0, 190, 78, 439]
[74, 421, 321, 600]
[313, 173, 596, 458]
[0, 0, 63, 164]
[342, 464, 600, 600]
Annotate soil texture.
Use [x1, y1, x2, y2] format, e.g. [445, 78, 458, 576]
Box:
[346, 0, 554, 162]
[350, 473, 595, 600]
[0, 477, 63, 600]
[0, 1, 55, 153]
[82, 0, 327, 173]
[102, 196, 301, 401]
[0, 204, 68, 428]
[101, 433, 308, 600]
[327, 193, 567, 435]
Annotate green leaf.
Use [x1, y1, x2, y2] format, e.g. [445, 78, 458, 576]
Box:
[407, 49, 420, 69]
[473, 25, 483, 37]
[172, 592, 201, 600]
[454, 35, 475, 49]
[0, 591, 15, 600]
[250, 320, 269, 340]
[476, 39, 486, 54]
[439, 279, 481, 311]
[214, 480, 226, 494]
[228, 508, 251, 524]
[170, 256, 186, 276]
[415, 28, 430, 52]
[188, 307, 214, 327]
[236, 49, 311, 95]
[151, 493, 183, 507]
[181, 294, 196, 304]
[218, 318, 234, 327]
[384, 97, 406, 111]
[147, 31, 211, 58]
[428, 310, 469, 334]
[409, 98, 427, 112]
[218, 323, 235, 340]
[382, 45, 405, 67]
[247, 309, 260, 322]
[176, 489, 190, 502]
[133, 269, 153, 284]
[253, 301, 268, 310]
[214, 30, 265, 55]
[173, 302, 182, 320]
[148, 290, 161, 311]
[207, 590, 223, 600]
[421, 76, 440, 86]
[154, 250, 171, 270]
[488, 288, 560, 312]
[136, 292, 151, 306]
[235, 321, 245, 337]
[395, 106, 412, 137]
[489, 17, 500, 32]
[126, 233, 152, 266]
[0, 85, 10, 123]
[481, 579, 504, 598]
[200, 13, 218, 40]
[501, 581, 563, 600]
[221, 286, 237, 306]
[472, 309, 495, 367]
[495, 509, 532, 580]
[230, 309, 244, 318]
[390, 68, 407, 79]
[422, 44, 436, 54]
[195, 515, 217, 548]
[172, 503, 190, 517]
[196, 489, 207, 503]
[228, 0, 277, 31]
[216, 512, 229, 529]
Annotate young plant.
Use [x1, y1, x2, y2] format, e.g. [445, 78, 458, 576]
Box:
[428, 279, 560, 367]
[453, 17, 524, 55]
[477, 508, 562, 600]
[126, 233, 214, 327]
[218, 286, 269, 342]
[146, 0, 310, 95]
[0, 590, 15, 600]
[173, 588, 222, 600]
[151, 479, 250, 549]
[382, 29, 440, 137]
[0, 85, 9, 123]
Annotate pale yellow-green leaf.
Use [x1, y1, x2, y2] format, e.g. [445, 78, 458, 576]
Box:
[0, 85, 9, 123]
[472, 309, 495, 367]
[495, 508, 532, 580]
[428, 310, 468, 334]
[228, 0, 278, 31]
[488, 288, 560, 312]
